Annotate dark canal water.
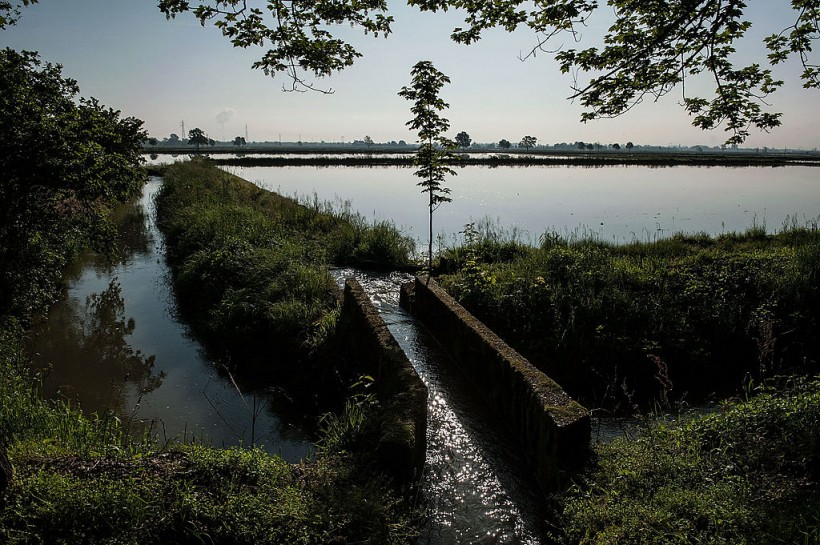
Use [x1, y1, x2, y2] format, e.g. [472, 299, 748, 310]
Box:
[28, 177, 313, 461]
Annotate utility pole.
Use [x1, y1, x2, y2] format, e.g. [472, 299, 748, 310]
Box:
[245, 124, 248, 142]
[181, 120, 186, 140]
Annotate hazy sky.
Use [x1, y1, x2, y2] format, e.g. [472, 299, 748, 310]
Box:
[3, 0, 818, 148]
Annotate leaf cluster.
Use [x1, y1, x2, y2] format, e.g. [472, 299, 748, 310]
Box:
[157, 0, 393, 92]
[410, 0, 818, 144]
[398, 61, 458, 206]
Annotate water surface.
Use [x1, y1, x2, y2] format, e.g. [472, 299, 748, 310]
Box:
[30, 178, 313, 460]
[237, 164, 819, 247]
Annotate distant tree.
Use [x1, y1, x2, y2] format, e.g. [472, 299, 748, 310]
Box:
[612, 143, 621, 150]
[576, 141, 586, 150]
[586, 143, 594, 151]
[398, 60, 457, 271]
[147, 137, 158, 146]
[187, 128, 208, 152]
[233, 136, 243, 146]
[167, 133, 181, 144]
[455, 131, 471, 150]
[498, 139, 511, 149]
[364, 135, 374, 147]
[520, 135, 537, 151]
[208, 138, 215, 147]
[626, 141, 635, 150]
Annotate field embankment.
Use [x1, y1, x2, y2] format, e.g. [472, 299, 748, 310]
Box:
[154, 159, 414, 380]
[439, 225, 820, 411]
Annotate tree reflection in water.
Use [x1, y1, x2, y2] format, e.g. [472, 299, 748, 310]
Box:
[32, 278, 164, 417]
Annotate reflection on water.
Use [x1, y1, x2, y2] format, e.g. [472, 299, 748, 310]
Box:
[239, 164, 820, 248]
[333, 269, 549, 545]
[33, 278, 163, 417]
[30, 178, 313, 461]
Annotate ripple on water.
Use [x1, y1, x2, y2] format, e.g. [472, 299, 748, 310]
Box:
[332, 269, 548, 545]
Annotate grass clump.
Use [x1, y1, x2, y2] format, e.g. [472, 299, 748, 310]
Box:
[440, 224, 820, 410]
[561, 378, 820, 544]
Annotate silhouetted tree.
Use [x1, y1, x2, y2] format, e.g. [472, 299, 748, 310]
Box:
[364, 135, 374, 147]
[498, 139, 511, 149]
[612, 142, 621, 150]
[455, 131, 471, 150]
[187, 128, 208, 152]
[399, 60, 457, 271]
[520, 135, 537, 151]
[626, 141, 635, 150]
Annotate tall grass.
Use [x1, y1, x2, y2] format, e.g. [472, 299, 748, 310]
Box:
[440, 223, 820, 410]
[155, 159, 414, 372]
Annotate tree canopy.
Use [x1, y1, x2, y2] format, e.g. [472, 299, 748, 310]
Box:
[157, 0, 392, 93]
[0, 47, 145, 319]
[3, 1, 817, 142]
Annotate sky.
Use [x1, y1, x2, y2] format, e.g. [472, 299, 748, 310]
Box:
[2, 0, 818, 148]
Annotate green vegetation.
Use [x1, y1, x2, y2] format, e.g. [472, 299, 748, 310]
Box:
[0, 47, 146, 322]
[399, 60, 458, 270]
[0, 163, 417, 544]
[440, 223, 820, 410]
[0, 47, 415, 542]
[155, 159, 413, 372]
[561, 378, 820, 544]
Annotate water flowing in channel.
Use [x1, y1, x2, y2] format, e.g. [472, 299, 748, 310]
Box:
[333, 269, 552, 545]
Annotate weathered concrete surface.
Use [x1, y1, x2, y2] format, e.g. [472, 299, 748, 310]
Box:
[402, 276, 590, 489]
[338, 278, 428, 484]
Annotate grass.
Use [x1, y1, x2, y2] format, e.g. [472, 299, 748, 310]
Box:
[561, 377, 820, 544]
[439, 222, 820, 410]
[0, 159, 419, 544]
[155, 158, 414, 373]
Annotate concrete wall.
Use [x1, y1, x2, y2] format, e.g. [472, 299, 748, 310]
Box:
[338, 278, 428, 484]
[401, 276, 590, 489]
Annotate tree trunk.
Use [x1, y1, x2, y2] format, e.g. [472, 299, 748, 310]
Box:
[428, 189, 434, 271]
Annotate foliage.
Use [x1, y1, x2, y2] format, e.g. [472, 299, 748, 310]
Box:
[455, 130, 471, 149]
[398, 60, 458, 270]
[187, 127, 208, 151]
[519, 135, 537, 150]
[0, 47, 146, 323]
[0, 0, 36, 28]
[498, 138, 512, 149]
[440, 225, 820, 409]
[155, 159, 412, 369]
[409, 0, 818, 144]
[157, 0, 393, 92]
[562, 378, 820, 544]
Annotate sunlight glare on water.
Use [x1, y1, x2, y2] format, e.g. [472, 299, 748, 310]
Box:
[332, 269, 548, 545]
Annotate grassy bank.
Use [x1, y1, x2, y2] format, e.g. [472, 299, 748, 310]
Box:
[561, 377, 820, 544]
[0, 166, 418, 544]
[439, 223, 820, 410]
[155, 159, 414, 377]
